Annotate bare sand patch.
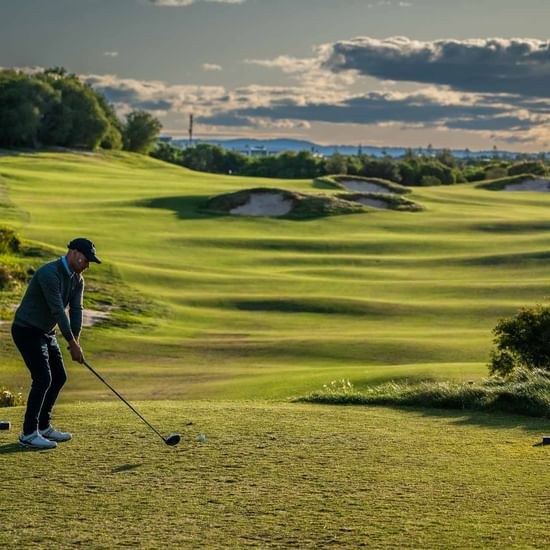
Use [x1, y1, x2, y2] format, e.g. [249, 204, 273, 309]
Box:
[83, 306, 114, 327]
[230, 192, 293, 217]
[504, 179, 550, 192]
[353, 197, 391, 209]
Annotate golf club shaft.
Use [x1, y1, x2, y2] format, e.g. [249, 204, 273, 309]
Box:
[82, 359, 166, 442]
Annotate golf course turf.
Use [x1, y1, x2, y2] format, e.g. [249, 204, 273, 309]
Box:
[1, 150, 550, 547]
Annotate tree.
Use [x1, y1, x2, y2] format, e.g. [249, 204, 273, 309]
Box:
[123, 111, 162, 153]
[490, 305, 550, 377]
[0, 70, 56, 148]
[324, 153, 348, 175]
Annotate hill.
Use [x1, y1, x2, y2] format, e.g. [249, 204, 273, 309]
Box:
[2, 150, 550, 401]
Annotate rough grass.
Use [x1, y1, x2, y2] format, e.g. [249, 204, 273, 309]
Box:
[1, 400, 550, 549]
[314, 174, 410, 194]
[204, 187, 365, 219]
[475, 173, 549, 190]
[299, 368, 550, 419]
[336, 192, 423, 211]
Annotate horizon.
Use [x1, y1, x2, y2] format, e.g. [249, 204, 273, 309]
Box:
[1, 0, 550, 152]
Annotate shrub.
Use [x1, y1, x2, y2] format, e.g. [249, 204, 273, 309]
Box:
[0, 227, 20, 254]
[297, 370, 550, 419]
[0, 387, 24, 407]
[489, 305, 550, 376]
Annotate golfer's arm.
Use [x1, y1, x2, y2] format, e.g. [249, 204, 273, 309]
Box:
[37, 271, 75, 342]
[69, 279, 84, 342]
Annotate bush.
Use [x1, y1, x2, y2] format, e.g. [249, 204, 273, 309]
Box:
[489, 305, 550, 376]
[0, 226, 20, 254]
[297, 370, 550, 419]
[0, 387, 24, 407]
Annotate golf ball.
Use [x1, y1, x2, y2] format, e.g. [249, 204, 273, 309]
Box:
[197, 433, 206, 443]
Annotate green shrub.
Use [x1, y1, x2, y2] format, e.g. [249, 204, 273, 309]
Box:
[297, 369, 550, 419]
[0, 226, 20, 254]
[489, 305, 550, 376]
[0, 386, 24, 407]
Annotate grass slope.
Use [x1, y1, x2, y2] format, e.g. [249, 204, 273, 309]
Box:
[1, 401, 550, 549]
[1, 151, 550, 400]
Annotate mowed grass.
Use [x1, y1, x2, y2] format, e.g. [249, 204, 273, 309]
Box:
[1, 401, 550, 549]
[2, 150, 550, 399]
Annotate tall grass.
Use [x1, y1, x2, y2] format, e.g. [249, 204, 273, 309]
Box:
[298, 368, 550, 419]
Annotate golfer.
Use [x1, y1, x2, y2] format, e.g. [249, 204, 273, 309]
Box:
[11, 238, 101, 450]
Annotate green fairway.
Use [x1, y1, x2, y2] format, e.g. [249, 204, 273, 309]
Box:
[1, 151, 550, 400]
[1, 401, 549, 549]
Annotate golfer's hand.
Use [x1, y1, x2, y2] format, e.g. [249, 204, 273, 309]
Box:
[68, 339, 85, 363]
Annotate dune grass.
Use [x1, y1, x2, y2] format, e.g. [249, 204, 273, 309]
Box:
[2, 151, 550, 401]
[1, 400, 550, 549]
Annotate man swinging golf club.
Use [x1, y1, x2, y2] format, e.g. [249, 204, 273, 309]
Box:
[11, 238, 101, 450]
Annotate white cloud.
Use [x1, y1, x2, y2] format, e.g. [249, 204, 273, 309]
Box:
[202, 63, 222, 71]
[103, 51, 119, 57]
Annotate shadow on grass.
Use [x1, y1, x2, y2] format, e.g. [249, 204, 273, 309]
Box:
[111, 463, 142, 473]
[389, 404, 550, 435]
[138, 195, 224, 221]
[0, 442, 45, 454]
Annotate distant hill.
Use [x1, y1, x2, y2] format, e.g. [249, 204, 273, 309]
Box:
[168, 137, 532, 159]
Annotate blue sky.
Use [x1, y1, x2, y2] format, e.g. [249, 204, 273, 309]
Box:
[2, 0, 550, 151]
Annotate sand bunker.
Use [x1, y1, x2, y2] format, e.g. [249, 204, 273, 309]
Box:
[503, 179, 550, 192]
[230, 192, 293, 217]
[339, 180, 392, 194]
[82, 307, 113, 327]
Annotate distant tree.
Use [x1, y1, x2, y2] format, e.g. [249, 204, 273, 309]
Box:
[360, 157, 401, 182]
[324, 153, 348, 175]
[123, 111, 162, 154]
[436, 148, 456, 168]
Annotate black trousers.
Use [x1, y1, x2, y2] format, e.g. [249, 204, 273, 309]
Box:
[11, 323, 67, 435]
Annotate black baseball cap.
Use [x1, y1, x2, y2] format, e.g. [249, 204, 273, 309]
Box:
[67, 238, 101, 264]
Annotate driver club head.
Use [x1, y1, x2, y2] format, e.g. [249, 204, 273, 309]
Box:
[165, 433, 181, 446]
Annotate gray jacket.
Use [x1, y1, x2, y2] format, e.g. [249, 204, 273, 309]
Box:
[13, 258, 84, 342]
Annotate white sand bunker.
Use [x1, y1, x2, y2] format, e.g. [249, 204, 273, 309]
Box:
[339, 180, 392, 194]
[82, 306, 113, 327]
[353, 197, 391, 209]
[503, 178, 550, 192]
[230, 192, 293, 217]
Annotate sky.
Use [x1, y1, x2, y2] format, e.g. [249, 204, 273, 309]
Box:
[1, 0, 550, 151]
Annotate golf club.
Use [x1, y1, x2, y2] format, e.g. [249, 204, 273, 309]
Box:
[82, 359, 180, 446]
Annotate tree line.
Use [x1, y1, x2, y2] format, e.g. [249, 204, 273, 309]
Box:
[152, 142, 549, 185]
[0, 68, 161, 153]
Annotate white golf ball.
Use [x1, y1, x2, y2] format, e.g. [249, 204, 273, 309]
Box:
[197, 433, 206, 443]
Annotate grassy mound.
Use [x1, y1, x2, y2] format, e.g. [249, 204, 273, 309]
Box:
[314, 174, 410, 194]
[336, 192, 423, 212]
[204, 187, 365, 219]
[299, 368, 550, 419]
[1, 400, 550, 548]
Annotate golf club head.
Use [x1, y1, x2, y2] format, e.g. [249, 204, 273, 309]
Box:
[165, 433, 181, 446]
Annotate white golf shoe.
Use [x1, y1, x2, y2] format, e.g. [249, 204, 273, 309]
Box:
[40, 426, 73, 442]
[19, 430, 57, 450]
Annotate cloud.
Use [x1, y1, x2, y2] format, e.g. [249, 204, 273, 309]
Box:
[321, 36, 550, 98]
[148, 0, 245, 6]
[202, 63, 222, 71]
[103, 51, 119, 57]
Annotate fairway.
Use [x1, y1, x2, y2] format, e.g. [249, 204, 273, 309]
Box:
[2, 151, 550, 400]
[2, 151, 550, 548]
[1, 401, 549, 549]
